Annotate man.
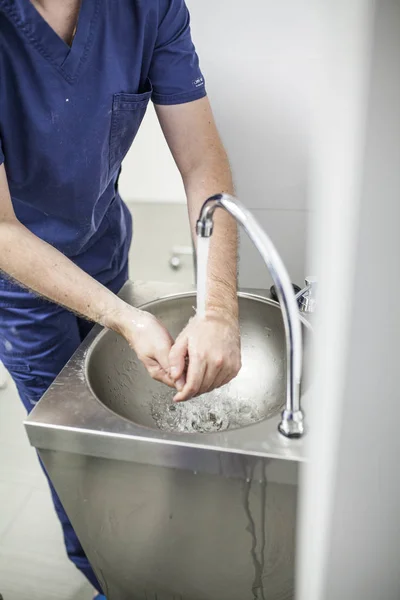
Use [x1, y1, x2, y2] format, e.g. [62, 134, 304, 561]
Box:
[0, 0, 240, 597]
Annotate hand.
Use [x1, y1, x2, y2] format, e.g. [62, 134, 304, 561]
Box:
[169, 310, 242, 402]
[110, 304, 176, 387]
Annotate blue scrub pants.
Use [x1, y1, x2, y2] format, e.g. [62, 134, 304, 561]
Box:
[0, 263, 129, 593]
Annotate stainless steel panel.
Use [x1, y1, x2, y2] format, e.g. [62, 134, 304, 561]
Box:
[25, 284, 313, 464]
[23, 283, 312, 599]
[40, 449, 297, 600]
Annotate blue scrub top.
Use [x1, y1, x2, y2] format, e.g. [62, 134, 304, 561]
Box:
[0, 0, 206, 282]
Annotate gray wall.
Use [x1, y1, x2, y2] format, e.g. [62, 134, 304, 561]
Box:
[298, 1, 400, 598]
[323, 1, 400, 596]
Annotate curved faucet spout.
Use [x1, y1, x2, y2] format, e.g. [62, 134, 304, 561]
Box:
[197, 193, 304, 438]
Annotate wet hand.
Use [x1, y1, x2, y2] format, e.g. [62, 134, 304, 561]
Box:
[111, 305, 176, 387]
[169, 310, 242, 402]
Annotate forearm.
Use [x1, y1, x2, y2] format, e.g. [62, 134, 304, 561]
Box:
[184, 150, 238, 318]
[0, 219, 127, 328]
[0, 218, 181, 389]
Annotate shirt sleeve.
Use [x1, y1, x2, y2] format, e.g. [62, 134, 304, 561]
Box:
[0, 138, 4, 165]
[149, 0, 207, 105]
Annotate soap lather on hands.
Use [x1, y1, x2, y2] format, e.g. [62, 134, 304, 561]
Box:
[113, 303, 242, 402]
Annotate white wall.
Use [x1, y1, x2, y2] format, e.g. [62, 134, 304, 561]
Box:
[120, 0, 315, 288]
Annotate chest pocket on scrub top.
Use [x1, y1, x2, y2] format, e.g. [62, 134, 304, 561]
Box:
[109, 82, 152, 177]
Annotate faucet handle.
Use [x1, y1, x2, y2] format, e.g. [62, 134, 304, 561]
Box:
[298, 276, 318, 314]
[305, 275, 318, 287]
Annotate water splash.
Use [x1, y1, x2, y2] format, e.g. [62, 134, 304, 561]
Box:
[196, 236, 210, 317]
[150, 384, 264, 434]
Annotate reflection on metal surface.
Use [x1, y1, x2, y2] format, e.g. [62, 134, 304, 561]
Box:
[243, 460, 268, 600]
[296, 276, 318, 314]
[87, 294, 302, 434]
[39, 449, 297, 600]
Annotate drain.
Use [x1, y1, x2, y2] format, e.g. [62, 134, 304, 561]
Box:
[191, 411, 229, 433]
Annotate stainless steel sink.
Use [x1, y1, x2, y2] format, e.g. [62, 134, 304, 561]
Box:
[87, 292, 310, 434]
[25, 282, 312, 600]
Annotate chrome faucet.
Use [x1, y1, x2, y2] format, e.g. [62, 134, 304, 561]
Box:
[196, 193, 305, 438]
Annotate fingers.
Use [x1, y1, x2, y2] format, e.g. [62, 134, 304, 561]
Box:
[169, 334, 188, 386]
[173, 353, 207, 402]
[173, 354, 229, 401]
[150, 327, 176, 386]
[144, 347, 241, 395]
[173, 350, 242, 402]
[122, 310, 182, 388]
[199, 349, 235, 393]
[141, 329, 175, 388]
[203, 354, 242, 394]
[156, 345, 174, 382]
[201, 368, 228, 395]
[213, 369, 236, 391]
[222, 356, 242, 388]
[144, 359, 176, 388]
[200, 364, 218, 394]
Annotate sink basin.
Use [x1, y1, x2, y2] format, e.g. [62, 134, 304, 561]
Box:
[87, 293, 310, 434]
